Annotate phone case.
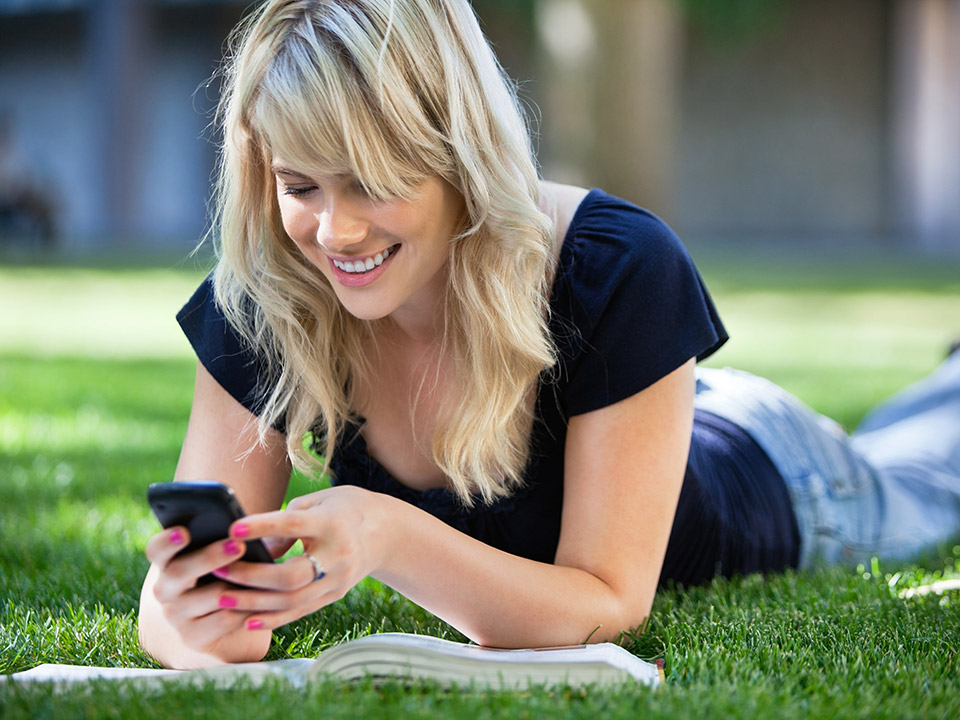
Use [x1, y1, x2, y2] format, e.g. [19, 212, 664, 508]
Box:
[147, 481, 273, 584]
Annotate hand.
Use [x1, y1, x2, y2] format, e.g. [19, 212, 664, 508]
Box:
[209, 485, 389, 633]
[143, 526, 275, 663]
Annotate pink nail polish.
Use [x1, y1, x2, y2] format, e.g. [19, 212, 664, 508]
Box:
[224, 540, 240, 556]
[218, 595, 237, 609]
[247, 619, 263, 630]
[233, 523, 250, 538]
[212, 566, 230, 578]
[169, 529, 184, 545]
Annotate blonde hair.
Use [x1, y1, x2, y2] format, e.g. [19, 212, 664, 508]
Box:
[212, 0, 556, 505]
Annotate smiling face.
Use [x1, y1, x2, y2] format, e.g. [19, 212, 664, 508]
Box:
[273, 162, 464, 328]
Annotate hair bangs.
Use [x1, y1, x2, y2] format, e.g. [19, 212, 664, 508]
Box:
[252, 18, 449, 202]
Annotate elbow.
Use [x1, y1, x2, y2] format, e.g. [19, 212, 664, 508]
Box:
[582, 585, 656, 645]
[582, 614, 649, 645]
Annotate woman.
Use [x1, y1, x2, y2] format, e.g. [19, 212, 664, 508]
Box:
[139, 0, 960, 669]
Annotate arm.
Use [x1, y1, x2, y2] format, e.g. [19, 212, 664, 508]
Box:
[138, 362, 292, 668]
[380, 357, 695, 645]
[224, 358, 695, 648]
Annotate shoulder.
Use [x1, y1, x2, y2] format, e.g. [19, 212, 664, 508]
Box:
[540, 183, 685, 271]
[539, 180, 590, 258]
[546, 186, 693, 316]
[177, 273, 281, 426]
[539, 182, 684, 272]
[542, 186, 728, 416]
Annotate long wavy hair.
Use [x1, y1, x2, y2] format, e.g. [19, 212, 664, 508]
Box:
[212, 0, 557, 505]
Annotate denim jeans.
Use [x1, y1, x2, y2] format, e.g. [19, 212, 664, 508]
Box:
[693, 353, 960, 569]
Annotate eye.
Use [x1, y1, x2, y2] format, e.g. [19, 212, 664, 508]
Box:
[282, 185, 317, 198]
[274, 167, 319, 198]
[277, 175, 318, 198]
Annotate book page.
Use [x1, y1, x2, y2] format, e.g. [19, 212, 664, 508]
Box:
[3, 659, 313, 688]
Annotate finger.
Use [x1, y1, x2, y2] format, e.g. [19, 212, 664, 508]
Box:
[176, 559, 327, 624]
[159, 579, 234, 625]
[230, 507, 319, 543]
[144, 526, 191, 567]
[284, 490, 326, 511]
[153, 537, 250, 601]
[216, 553, 317, 592]
[180, 608, 254, 649]
[241, 584, 344, 633]
[216, 581, 318, 615]
[232, 558, 354, 631]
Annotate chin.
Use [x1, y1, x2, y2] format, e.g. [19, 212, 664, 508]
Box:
[334, 296, 395, 322]
[344, 308, 392, 322]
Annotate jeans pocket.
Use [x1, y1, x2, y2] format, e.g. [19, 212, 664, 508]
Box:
[825, 466, 872, 498]
[787, 469, 881, 568]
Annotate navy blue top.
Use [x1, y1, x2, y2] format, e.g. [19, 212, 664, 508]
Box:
[177, 189, 799, 586]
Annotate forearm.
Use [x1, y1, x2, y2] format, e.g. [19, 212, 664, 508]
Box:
[371, 496, 652, 648]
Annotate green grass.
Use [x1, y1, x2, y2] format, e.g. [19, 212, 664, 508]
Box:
[1, 257, 959, 718]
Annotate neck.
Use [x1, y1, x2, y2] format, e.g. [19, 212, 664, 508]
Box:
[372, 295, 444, 354]
[380, 267, 449, 348]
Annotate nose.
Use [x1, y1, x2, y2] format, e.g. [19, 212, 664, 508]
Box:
[315, 195, 369, 253]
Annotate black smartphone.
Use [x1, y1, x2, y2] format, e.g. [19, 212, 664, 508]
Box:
[147, 481, 273, 585]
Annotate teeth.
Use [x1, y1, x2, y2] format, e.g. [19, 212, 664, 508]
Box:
[333, 245, 395, 274]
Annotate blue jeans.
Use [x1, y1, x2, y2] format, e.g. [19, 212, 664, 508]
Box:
[693, 353, 960, 569]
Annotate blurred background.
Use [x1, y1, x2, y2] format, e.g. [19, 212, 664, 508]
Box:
[0, 0, 959, 257]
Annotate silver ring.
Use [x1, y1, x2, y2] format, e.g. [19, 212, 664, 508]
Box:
[305, 554, 326, 582]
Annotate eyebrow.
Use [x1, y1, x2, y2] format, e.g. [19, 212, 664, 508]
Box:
[270, 164, 314, 181]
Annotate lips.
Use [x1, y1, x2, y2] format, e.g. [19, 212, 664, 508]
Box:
[331, 243, 399, 274]
[328, 243, 401, 288]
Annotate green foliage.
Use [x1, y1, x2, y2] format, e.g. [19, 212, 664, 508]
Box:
[1, 262, 959, 718]
[678, 0, 791, 43]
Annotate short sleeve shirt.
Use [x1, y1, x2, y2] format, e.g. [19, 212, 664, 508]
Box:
[178, 189, 798, 586]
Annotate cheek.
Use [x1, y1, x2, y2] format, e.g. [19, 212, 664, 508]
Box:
[380, 202, 451, 255]
[278, 200, 316, 245]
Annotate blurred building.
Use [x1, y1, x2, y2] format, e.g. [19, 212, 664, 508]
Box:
[1, 0, 958, 253]
[0, 0, 245, 249]
[539, 0, 960, 253]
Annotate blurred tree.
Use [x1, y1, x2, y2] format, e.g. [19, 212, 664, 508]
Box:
[679, 0, 790, 42]
[471, 0, 537, 83]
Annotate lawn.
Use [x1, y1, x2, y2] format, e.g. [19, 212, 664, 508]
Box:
[1, 254, 959, 718]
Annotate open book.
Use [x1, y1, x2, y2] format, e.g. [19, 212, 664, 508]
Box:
[4, 633, 662, 690]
